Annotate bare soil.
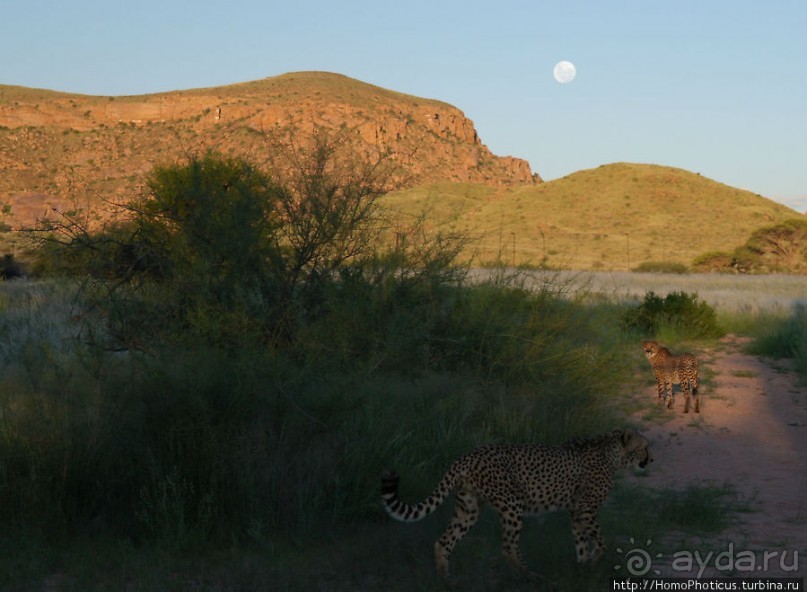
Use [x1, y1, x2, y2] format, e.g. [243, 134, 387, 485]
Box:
[634, 334, 807, 577]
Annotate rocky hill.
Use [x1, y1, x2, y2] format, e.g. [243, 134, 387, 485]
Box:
[0, 71, 535, 230]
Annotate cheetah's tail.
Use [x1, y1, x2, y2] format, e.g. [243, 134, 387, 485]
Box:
[381, 470, 454, 523]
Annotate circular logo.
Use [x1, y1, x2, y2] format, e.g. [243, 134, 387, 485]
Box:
[615, 538, 663, 576]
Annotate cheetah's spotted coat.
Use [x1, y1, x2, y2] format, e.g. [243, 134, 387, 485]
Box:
[381, 428, 652, 578]
[642, 340, 700, 413]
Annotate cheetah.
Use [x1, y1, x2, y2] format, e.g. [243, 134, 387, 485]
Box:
[642, 340, 700, 413]
[381, 428, 652, 578]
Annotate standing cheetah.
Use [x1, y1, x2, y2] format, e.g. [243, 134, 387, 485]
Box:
[642, 340, 700, 413]
[381, 428, 652, 578]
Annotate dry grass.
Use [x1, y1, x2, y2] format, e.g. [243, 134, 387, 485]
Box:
[468, 269, 807, 314]
[189, 71, 453, 107]
[0, 70, 445, 104]
[380, 163, 801, 270]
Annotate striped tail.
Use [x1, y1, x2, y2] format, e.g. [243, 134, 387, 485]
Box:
[381, 470, 453, 523]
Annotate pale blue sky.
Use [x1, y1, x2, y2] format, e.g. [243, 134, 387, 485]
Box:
[2, 0, 806, 209]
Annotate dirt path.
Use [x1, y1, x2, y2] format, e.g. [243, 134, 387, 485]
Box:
[632, 334, 807, 577]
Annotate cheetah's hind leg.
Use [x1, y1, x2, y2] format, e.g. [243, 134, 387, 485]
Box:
[434, 484, 481, 579]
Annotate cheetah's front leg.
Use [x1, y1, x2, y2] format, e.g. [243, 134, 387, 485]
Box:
[655, 377, 665, 406]
[570, 508, 604, 564]
[665, 380, 675, 409]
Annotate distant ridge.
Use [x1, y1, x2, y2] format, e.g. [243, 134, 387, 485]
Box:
[0, 71, 535, 230]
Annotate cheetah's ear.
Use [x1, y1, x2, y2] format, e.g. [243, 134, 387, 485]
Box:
[618, 427, 637, 446]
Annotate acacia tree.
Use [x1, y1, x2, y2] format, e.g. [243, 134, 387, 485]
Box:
[33, 131, 402, 348]
[262, 126, 400, 292]
[746, 219, 807, 273]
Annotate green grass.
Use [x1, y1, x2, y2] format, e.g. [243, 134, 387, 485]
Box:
[745, 304, 807, 382]
[0, 482, 747, 591]
[0, 275, 635, 579]
[0, 266, 788, 590]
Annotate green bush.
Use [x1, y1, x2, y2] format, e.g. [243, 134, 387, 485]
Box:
[748, 304, 807, 381]
[632, 261, 689, 274]
[691, 250, 735, 273]
[621, 290, 723, 339]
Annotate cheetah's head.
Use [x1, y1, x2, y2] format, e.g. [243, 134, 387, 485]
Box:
[641, 340, 660, 360]
[615, 427, 653, 469]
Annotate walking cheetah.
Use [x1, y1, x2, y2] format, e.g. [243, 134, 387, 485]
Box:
[381, 428, 652, 578]
[642, 340, 700, 413]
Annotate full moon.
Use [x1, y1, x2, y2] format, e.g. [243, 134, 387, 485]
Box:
[553, 61, 576, 84]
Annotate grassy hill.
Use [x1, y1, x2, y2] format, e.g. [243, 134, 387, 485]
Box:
[379, 162, 802, 270]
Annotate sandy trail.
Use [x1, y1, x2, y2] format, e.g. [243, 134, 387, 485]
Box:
[631, 334, 807, 578]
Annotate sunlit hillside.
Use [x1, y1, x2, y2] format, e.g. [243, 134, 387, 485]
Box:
[0, 71, 532, 240]
[380, 163, 801, 270]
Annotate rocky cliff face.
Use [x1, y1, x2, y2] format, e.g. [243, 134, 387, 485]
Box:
[0, 72, 537, 227]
